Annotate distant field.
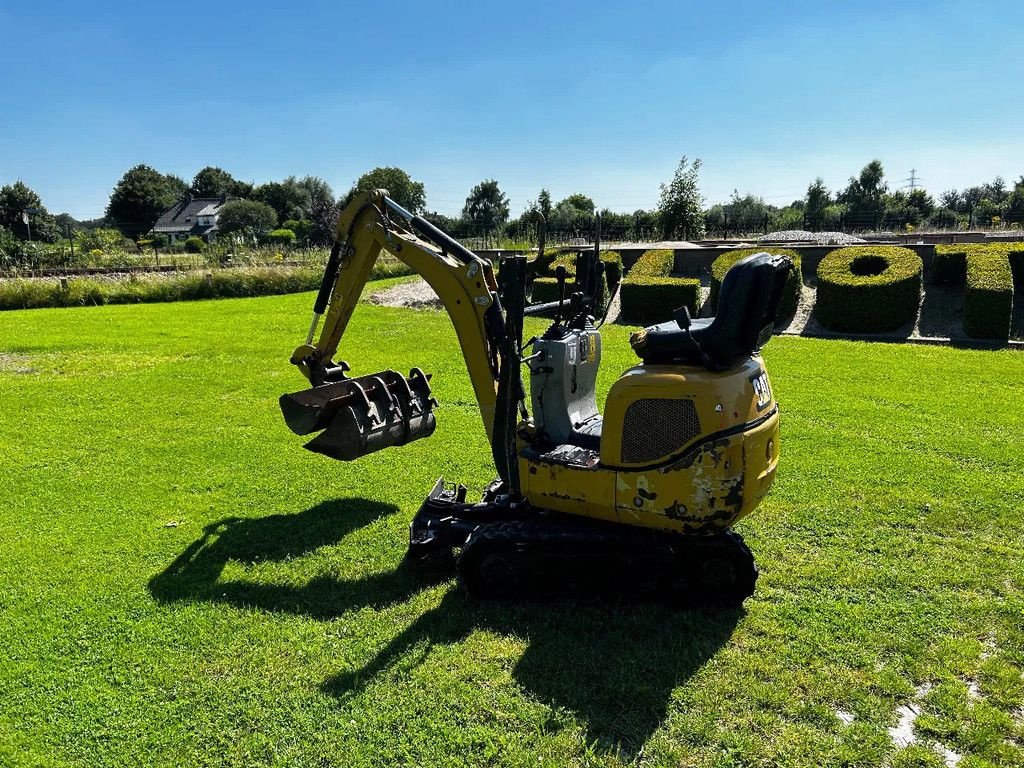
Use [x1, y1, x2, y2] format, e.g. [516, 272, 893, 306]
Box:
[1, 293, 1022, 767]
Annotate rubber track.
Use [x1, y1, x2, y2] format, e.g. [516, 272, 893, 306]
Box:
[457, 517, 757, 608]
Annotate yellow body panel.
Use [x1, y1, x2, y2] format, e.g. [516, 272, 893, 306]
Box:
[520, 356, 779, 533]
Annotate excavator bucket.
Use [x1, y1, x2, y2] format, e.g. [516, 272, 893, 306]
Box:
[279, 368, 437, 461]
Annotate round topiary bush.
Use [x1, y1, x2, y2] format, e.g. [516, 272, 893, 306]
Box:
[815, 246, 923, 332]
[184, 236, 205, 254]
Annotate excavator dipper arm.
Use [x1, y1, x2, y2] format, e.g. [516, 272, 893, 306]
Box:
[280, 190, 511, 460]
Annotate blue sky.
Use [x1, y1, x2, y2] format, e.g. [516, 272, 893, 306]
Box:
[1, 0, 1022, 219]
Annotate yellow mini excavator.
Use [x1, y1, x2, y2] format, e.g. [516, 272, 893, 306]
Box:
[280, 190, 792, 605]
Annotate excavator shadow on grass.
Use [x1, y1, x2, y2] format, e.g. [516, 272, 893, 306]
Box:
[149, 500, 741, 755]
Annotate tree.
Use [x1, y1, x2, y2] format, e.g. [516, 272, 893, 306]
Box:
[252, 177, 312, 224]
[53, 212, 81, 236]
[881, 191, 922, 229]
[282, 218, 313, 245]
[1005, 177, 1024, 225]
[191, 166, 251, 198]
[348, 167, 426, 214]
[0, 226, 17, 261]
[106, 165, 188, 238]
[544, 195, 593, 236]
[805, 178, 831, 230]
[296, 176, 338, 245]
[0, 181, 60, 242]
[928, 208, 960, 229]
[560, 194, 595, 215]
[839, 160, 887, 230]
[906, 189, 935, 220]
[537, 189, 552, 220]
[657, 155, 705, 240]
[940, 189, 964, 212]
[217, 199, 278, 239]
[462, 179, 510, 235]
[422, 211, 463, 237]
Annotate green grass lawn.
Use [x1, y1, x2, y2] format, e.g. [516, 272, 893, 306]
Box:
[2, 291, 1023, 767]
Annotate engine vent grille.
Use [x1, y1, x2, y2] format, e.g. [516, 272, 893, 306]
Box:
[620, 398, 701, 464]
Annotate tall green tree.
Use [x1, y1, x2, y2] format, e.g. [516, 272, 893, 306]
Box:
[839, 160, 887, 229]
[216, 199, 278, 239]
[191, 166, 251, 198]
[347, 167, 427, 214]
[657, 156, 705, 240]
[296, 176, 338, 245]
[805, 178, 831, 229]
[462, 179, 510, 235]
[0, 181, 60, 242]
[107, 165, 188, 238]
[1005, 177, 1024, 224]
[537, 189, 552, 220]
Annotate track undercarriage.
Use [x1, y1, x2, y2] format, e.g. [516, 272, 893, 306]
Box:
[409, 479, 758, 607]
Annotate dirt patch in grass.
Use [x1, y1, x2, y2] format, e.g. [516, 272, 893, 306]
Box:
[0, 352, 36, 374]
[368, 278, 441, 309]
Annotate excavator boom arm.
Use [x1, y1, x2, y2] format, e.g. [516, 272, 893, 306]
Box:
[288, 190, 506, 442]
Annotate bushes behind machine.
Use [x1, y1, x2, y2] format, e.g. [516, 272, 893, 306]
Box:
[814, 246, 923, 333]
[711, 248, 802, 320]
[619, 248, 699, 325]
[529, 250, 622, 310]
[934, 243, 1017, 340]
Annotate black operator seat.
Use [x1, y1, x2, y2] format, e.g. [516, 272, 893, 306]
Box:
[629, 253, 794, 371]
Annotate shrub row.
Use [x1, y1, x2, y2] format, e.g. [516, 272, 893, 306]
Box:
[619, 249, 699, 326]
[528, 250, 621, 312]
[710, 247, 802, 320]
[935, 244, 1020, 340]
[815, 246, 923, 333]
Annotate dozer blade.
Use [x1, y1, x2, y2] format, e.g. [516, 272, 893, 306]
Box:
[279, 368, 437, 461]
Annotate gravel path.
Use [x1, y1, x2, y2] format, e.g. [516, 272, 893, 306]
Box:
[760, 230, 865, 246]
[369, 277, 626, 323]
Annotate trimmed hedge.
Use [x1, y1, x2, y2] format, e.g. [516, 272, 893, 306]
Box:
[619, 249, 699, 326]
[529, 250, 621, 311]
[531, 276, 560, 303]
[710, 247, 802, 320]
[815, 246, 923, 333]
[932, 247, 967, 285]
[935, 244, 1018, 340]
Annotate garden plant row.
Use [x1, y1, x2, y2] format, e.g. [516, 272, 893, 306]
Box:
[622, 244, 1018, 341]
[933, 243, 1022, 340]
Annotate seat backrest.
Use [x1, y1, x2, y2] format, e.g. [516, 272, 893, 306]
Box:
[701, 253, 793, 369]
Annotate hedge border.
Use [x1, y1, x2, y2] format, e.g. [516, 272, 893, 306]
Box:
[710, 248, 802, 320]
[815, 246, 923, 333]
[619, 249, 699, 326]
[529, 250, 622, 310]
[935, 244, 1020, 340]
